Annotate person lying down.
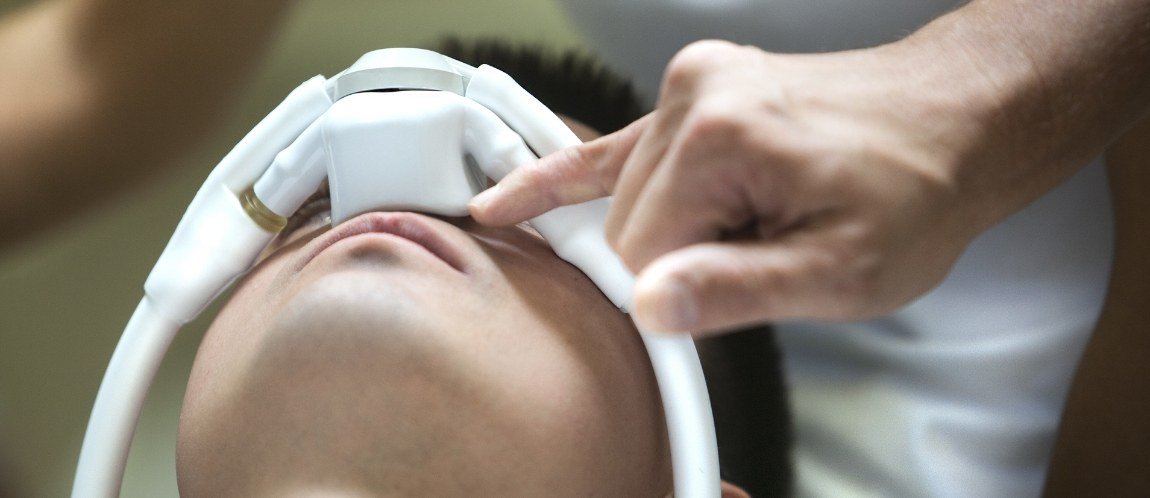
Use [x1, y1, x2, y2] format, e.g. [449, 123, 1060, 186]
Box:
[176, 39, 792, 498]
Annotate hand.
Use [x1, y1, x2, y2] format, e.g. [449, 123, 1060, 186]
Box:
[469, 38, 1039, 334]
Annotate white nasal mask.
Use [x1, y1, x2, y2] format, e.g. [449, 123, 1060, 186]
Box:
[259, 90, 518, 223]
[72, 48, 720, 498]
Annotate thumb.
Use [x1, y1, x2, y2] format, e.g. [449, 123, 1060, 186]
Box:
[469, 114, 651, 226]
[631, 241, 830, 335]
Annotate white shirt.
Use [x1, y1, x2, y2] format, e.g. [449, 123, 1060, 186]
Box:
[558, 1, 1115, 496]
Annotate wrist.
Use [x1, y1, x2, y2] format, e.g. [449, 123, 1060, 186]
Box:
[888, 0, 1150, 226]
[872, 3, 1092, 231]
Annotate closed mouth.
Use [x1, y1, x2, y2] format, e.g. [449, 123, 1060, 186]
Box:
[297, 211, 468, 273]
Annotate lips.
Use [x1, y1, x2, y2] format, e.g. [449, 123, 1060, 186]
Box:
[297, 212, 468, 273]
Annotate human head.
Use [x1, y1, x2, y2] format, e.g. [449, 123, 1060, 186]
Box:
[179, 210, 679, 496]
[176, 40, 787, 497]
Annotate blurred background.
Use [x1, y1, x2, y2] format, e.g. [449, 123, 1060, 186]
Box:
[0, 0, 584, 495]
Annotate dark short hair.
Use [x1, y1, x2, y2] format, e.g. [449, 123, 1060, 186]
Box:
[697, 327, 794, 497]
[435, 37, 646, 135]
[434, 37, 793, 497]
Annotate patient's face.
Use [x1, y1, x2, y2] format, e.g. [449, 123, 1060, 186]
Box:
[178, 120, 676, 496]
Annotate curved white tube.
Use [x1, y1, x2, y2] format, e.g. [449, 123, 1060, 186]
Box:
[147, 76, 332, 323]
[467, 64, 721, 498]
[72, 298, 179, 498]
[639, 333, 720, 498]
[465, 65, 580, 156]
[74, 77, 332, 498]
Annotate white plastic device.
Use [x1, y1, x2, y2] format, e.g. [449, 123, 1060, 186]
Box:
[72, 48, 720, 498]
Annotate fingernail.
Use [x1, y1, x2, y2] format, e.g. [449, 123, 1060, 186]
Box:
[637, 276, 699, 332]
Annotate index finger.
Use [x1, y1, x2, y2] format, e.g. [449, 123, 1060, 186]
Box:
[468, 114, 651, 226]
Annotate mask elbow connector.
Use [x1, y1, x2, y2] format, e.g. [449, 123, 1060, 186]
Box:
[252, 120, 330, 219]
[144, 186, 277, 324]
[240, 186, 288, 233]
[142, 76, 333, 324]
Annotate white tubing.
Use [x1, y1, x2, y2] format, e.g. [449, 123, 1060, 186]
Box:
[212, 75, 332, 194]
[465, 65, 581, 155]
[74, 77, 332, 498]
[72, 298, 179, 498]
[638, 332, 720, 498]
[468, 65, 721, 498]
[147, 76, 331, 324]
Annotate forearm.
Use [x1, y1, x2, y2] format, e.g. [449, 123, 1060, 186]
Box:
[889, 0, 1150, 229]
[0, 0, 295, 243]
[70, 0, 295, 111]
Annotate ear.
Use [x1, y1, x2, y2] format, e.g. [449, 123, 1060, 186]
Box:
[720, 480, 752, 498]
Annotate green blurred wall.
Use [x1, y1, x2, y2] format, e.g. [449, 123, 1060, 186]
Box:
[0, 1, 583, 495]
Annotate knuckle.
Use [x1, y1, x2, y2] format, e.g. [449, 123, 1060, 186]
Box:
[680, 110, 788, 175]
[527, 145, 606, 207]
[554, 145, 595, 181]
[820, 238, 884, 317]
[517, 162, 552, 194]
[614, 239, 647, 271]
[664, 40, 737, 89]
[553, 139, 618, 193]
[581, 141, 622, 192]
[674, 40, 740, 67]
[683, 98, 748, 146]
[520, 164, 565, 208]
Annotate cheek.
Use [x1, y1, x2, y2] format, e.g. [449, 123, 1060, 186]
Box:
[476, 247, 669, 492]
[484, 244, 647, 369]
[492, 252, 607, 323]
[194, 252, 286, 345]
[184, 258, 287, 426]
